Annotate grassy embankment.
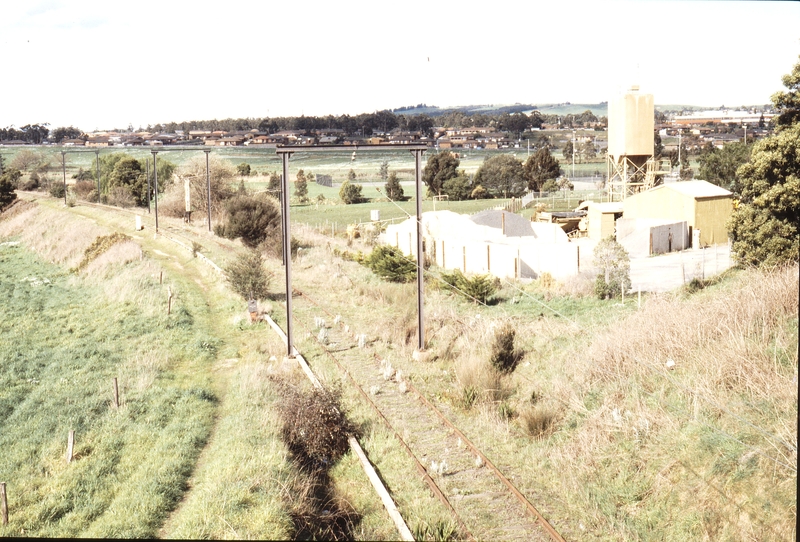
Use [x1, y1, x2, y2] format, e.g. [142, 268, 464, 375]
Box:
[0, 197, 459, 540]
[280, 224, 798, 540]
[0, 200, 302, 538]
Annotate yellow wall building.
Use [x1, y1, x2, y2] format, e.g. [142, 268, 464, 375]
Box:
[622, 181, 733, 246]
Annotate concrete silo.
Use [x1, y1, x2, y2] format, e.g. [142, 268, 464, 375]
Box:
[606, 85, 664, 201]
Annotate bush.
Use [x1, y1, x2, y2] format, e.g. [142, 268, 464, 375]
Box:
[224, 248, 273, 301]
[0, 177, 16, 210]
[593, 236, 631, 299]
[107, 186, 135, 208]
[440, 269, 497, 304]
[215, 193, 281, 248]
[339, 180, 363, 204]
[489, 322, 523, 374]
[364, 245, 416, 282]
[236, 162, 251, 176]
[49, 180, 66, 199]
[73, 180, 96, 200]
[0, 167, 22, 189]
[276, 383, 355, 468]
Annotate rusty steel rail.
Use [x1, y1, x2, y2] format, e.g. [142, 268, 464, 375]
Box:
[290, 311, 476, 542]
[294, 288, 566, 542]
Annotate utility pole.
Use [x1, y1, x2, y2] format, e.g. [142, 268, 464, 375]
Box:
[61, 151, 67, 205]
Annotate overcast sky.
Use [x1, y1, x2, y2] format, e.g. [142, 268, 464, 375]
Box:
[1, 0, 798, 132]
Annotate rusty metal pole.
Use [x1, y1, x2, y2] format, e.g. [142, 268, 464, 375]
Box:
[280, 150, 294, 357]
[152, 150, 159, 232]
[413, 149, 425, 351]
[204, 149, 212, 231]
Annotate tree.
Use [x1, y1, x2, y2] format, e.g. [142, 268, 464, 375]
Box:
[442, 173, 472, 201]
[679, 142, 694, 180]
[108, 156, 147, 206]
[339, 180, 363, 204]
[0, 174, 17, 210]
[581, 139, 596, 161]
[562, 140, 574, 162]
[523, 148, 562, 192]
[473, 154, 527, 198]
[268, 171, 281, 193]
[347, 169, 357, 182]
[237, 163, 251, 176]
[698, 142, 752, 192]
[422, 151, 459, 197]
[771, 55, 800, 128]
[364, 245, 416, 283]
[51, 126, 83, 143]
[177, 154, 232, 215]
[593, 237, 631, 299]
[9, 149, 48, 172]
[728, 123, 799, 267]
[379, 160, 389, 181]
[385, 171, 404, 201]
[215, 193, 281, 248]
[294, 169, 309, 203]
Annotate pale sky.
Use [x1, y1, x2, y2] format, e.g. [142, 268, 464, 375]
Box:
[1, 0, 798, 132]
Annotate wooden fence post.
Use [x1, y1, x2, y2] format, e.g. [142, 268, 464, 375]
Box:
[112, 377, 119, 409]
[167, 287, 173, 315]
[66, 430, 75, 464]
[159, 271, 163, 285]
[1, 482, 8, 525]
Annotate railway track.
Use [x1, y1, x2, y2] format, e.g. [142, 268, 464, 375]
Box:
[42, 196, 565, 540]
[291, 288, 564, 542]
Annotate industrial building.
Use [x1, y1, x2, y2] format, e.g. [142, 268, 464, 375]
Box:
[621, 180, 733, 247]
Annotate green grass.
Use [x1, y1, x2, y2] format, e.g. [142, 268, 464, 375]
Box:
[0, 242, 217, 537]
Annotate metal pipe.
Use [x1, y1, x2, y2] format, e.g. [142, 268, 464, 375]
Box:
[413, 149, 425, 351]
[152, 150, 159, 232]
[280, 151, 294, 357]
[204, 149, 211, 231]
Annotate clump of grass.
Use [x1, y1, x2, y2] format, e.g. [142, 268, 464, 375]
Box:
[455, 352, 507, 409]
[518, 404, 559, 438]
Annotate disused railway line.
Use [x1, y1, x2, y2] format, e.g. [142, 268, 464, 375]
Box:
[41, 196, 564, 540]
[291, 288, 564, 542]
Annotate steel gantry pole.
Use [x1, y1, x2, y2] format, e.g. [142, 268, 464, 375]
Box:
[152, 150, 159, 232]
[204, 149, 212, 231]
[413, 148, 426, 351]
[279, 149, 294, 358]
[61, 151, 67, 205]
[95, 149, 101, 203]
[146, 156, 151, 213]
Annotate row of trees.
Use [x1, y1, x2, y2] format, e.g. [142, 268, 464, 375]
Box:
[421, 148, 563, 201]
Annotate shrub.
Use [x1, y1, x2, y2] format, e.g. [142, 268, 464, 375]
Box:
[0, 167, 22, 189]
[440, 269, 497, 304]
[489, 322, 523, 374]
[470, 185, 488, 199]
[0, 177, 16, 210]
[107, 186, 135, 208]
[276, 383, 355, 468]
[215, 193, 281, 248]
[73, 180, 96, 200]
[364, 245, 416, 282]
[49, 180, 66, 199]
[339, 180, 363, 204]
[384, 171, 404, 201]
[593, 236, 631, 299]
[236, 162, 251, 176]
[224, 248, 273, 301]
